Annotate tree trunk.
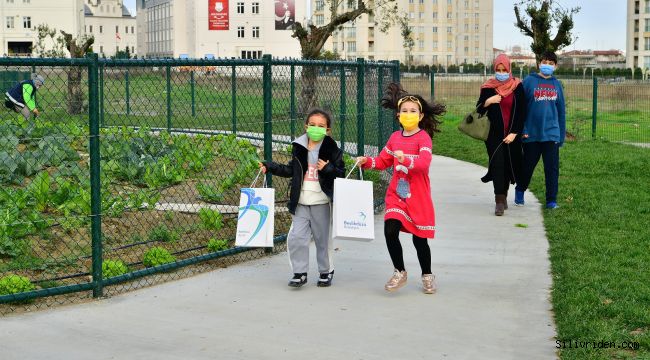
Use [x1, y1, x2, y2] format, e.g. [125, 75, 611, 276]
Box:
[299, 66, 318, 114]
[67, 67, 84, 115]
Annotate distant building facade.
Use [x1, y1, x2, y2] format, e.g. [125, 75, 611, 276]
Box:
[136, 0, 303, 59]
[312, 0, 494, 66]
[84, 0, 137, 57]
[0, 0, 85, 56]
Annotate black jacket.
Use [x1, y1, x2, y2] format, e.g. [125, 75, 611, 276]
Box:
[476, 84, 526, 184]
[263, 135, 345, 215]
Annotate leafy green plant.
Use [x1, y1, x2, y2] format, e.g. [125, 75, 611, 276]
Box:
[0, 274, 35, 295]
[198, 208, 223, 231]
[196, 182, 225, 203]
[207, 238, 230, 252]
[28, 171, 51, 212]
[147, 224, 179, 242]
[142, 246, 176, 267]
[102, 259, 128, 278]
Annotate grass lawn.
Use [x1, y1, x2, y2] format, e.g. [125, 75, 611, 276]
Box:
[433, 114, 650, 360]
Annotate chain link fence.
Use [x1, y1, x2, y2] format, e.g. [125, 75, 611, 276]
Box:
[399, 72, 650, 145]
[0, 56, 398, 313]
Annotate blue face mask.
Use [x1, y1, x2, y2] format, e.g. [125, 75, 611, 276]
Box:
[495, 72, 510, 82]
[539, 64, 555, 76]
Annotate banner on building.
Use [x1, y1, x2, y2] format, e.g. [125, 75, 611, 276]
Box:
[209, 0, 229, 30]
[274, 0, 295, 30]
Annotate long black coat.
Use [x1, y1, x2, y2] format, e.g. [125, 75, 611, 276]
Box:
[476, 84, 526, 185]
[263, 135, 345, 215]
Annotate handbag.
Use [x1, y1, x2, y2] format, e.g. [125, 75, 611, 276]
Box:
[458, 105, 490, 141]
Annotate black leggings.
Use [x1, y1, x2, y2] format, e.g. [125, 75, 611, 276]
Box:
[384, 219, 432, 275]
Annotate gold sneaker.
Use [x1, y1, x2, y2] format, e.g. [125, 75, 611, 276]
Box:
[422, 274, 436, 294]
[384, 270, 407, 292]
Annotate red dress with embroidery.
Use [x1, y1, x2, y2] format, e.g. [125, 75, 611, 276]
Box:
[362, 130, 435, 239]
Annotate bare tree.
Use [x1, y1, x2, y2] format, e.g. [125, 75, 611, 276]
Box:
[514, 0, 580, 62]
[290, 0, 402, 111]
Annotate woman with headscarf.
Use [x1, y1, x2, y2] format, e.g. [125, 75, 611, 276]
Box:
[476, 54, 526, 216]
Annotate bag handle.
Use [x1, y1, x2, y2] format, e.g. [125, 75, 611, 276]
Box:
[250, 167, 268, 188]
[346, 158, 364, 180]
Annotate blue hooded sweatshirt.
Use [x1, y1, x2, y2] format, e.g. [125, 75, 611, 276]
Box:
[522, 72, 566, 145]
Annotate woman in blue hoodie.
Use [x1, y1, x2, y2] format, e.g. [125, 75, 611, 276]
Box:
[515, 51, 566, 209]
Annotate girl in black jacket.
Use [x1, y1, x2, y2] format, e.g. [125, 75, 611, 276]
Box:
[476, 54, 526, 216]
[260, 109, 345, 287]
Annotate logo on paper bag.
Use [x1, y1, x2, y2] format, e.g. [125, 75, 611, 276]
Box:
[343, 211, 368, 230]
[238, 188, 269, 245]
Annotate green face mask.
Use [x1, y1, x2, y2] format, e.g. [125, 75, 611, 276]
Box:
[306, 126, 327, 142]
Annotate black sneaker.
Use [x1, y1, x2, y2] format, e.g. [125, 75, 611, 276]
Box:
[317, 270, 334, 287]
[288, 273, 307, 287]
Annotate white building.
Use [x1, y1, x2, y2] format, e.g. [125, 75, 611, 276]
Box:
[0, 0, 85, 56]
[626, 0, 650, 69]
[312, 0, 493, 66]
[84, 0, 137, 57]
[136, 0, 304, 59]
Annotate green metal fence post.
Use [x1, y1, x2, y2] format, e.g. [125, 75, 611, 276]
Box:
[430, 68, 435, 100]
[377, 65, 384, 148]
[190, 70, 196, 117]
[231, 65, 237, 134]
[356, 58, 365, 159]
[592, 77, 598, 139]
[87, 53, 103, 298]
[166, 64, 172, 132]
[99, 64, 104, 127]
[125, 69, 130, 116]
[263, 54, 273, 187]
[290, 64, 296, 140]
[391, 60, 400, 132]
[339, 64, 347, 152]
[262, 54, 273, 252]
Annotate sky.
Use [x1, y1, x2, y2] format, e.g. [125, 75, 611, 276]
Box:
[123, 0, 627, 53]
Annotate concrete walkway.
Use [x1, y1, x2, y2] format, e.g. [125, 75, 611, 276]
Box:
[1, 155, 556, 360]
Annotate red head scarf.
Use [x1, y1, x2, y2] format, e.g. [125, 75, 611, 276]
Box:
[481, 54, 521, 97]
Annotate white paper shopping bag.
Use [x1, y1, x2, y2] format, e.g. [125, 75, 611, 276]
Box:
[332, 175, 375, 242]
[235, 186, 275, 248]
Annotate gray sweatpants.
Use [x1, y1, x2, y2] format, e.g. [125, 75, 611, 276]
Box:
[287, 203, 333, 274]
[13, 104, 31, 120]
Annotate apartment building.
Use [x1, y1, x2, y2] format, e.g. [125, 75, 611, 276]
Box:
[84, 0, 137, 57]
[0, 0, 85, 56]
[313, 0, 493, 66]
[136, 0, 304, 59]
[626, 0, 650, 69]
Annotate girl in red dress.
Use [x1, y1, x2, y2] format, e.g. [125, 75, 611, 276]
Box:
[357, 83, 445, 294]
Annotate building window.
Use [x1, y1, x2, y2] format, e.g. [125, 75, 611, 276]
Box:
[644, 56, 650, 69]
[22, 16, 31, 29]
[347, 27, 356, 38]
[315, 0, 324, 11]
[347, 41, 356, 52]
[433, 55, 438, 63]
[347, 0, 355, 9]
[131, 46, 134, 53]
[409, 0, 414, 3]
[646, 0, 650, 13]
[116, 25, 119, 33]
[6, 16, 14, 29]
[89, 25, 93, 32]
[419, 12, 424, 19]
[645, 19, 650, 32]
[23, 0, 30, 2]
[447, 26, 452, 33]
[125, 26, 128, 34]
[6, 0, 14, 3]
[100, 46, 103, 53]
[252, 26, 259, 38]
[447, 12, 452, 19]
[116, 46, 119, 53]
[131, 26, 134, 33]
[237, 26, 244, 38]
[644, 37, 650, 51]
[237, 2, 244, 14]
[409, 12, 415, 19]
[447, 0, 452, 4]
[433, 12, 437, 19]
[100, 25, 103, 33]
[432, 26, 437, 33]
[241, 50, 262, 59]
[447, 40, 452, 49]
[252, 2, 259, 14]
[432, 41, 438, 49]
[419, 40, 424, 50]
[315, 14, 324, 25]
[464, 23, 469, 31]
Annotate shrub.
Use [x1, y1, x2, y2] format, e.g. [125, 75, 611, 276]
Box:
[142, 247, 176, 267]
[0, 274, 35, 296]
[199, 208, 223, 231]
[102, 259, 128, 278]
[148, 224, 179, 242]
[207, 238, 230, 252]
